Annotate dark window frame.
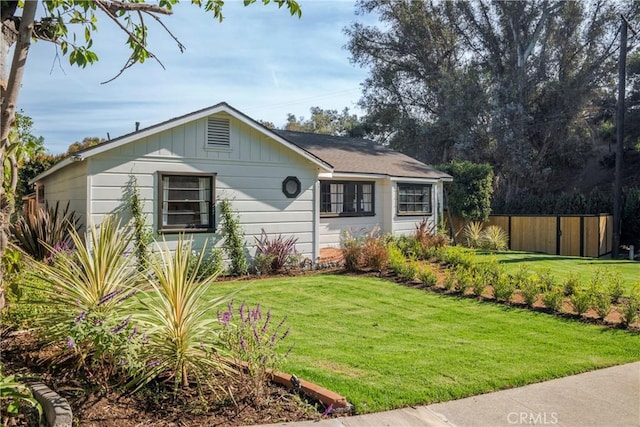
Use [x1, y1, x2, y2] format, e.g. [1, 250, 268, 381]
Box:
[397, 183, 432, 216]
[157, 172, 216, 233]
[320, 180, 375, 217]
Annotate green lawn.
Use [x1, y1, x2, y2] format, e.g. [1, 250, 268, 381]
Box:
[475, 250, 640, 292]
[209, 274, 640, 414]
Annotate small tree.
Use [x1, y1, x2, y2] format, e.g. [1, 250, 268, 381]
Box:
[438, 161, 494, 222]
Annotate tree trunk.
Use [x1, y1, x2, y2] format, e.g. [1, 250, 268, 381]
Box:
[0, 1, 38, 311]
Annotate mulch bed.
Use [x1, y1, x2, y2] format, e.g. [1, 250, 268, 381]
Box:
[1, 330, 324, 427]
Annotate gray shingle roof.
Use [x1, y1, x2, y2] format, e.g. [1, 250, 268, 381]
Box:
[275, 130, 452, 180]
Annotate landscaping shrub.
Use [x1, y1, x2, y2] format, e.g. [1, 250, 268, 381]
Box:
[542, 286, 564, 313]
[480, 225, 509, 251]
[393, 234, 422, 259]
[399, 260, 420, 281]
[30, 215, 139, 339]
[254, 229, 299, 274]
[135, 237, 231, 391]
[563, 272, 580, 296]
[435, 246, 476, 269]
[619, 286, 640, 327]
[387, 244, 407, 275]
[418, 264, 438, 287]
[570, 289, 592, 316]
[606, 273, 624, 304]
[463, 221, 484, 248]
[218, 301, 292, 407]
[591, 291, 611, 320]
[66, 305, 144, 392]
[492, 272, 515, 302]
[415, 218, 449, 254]
[455, 267, 474, 294]
[443, 270, 457, 292]
[219, 198, 249, 276]
[520, 276, 540, 308]
[360, 227, 389, 271]
[536, 268, 557, 293]
[340, 228, 362, 272]
[10, 202, 79, 262]
[188, 247, 224, 279]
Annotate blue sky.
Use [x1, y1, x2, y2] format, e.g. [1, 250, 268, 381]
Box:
[17, 1, 375, 154]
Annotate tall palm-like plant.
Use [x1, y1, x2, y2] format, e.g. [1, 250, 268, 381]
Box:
[31, 215, 138, 334]
[135, 237, 231, 391]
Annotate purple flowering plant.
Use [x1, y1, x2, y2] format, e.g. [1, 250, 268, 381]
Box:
[217, 300, 293, 406]
[66, 307, 145, 393]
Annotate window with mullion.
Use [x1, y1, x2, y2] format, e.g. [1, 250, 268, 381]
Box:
[320, 181, 374, 216]
[159, 173, 215, 232]
[397, 184, 432, 215]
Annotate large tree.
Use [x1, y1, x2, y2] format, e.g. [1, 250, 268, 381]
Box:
[284, 106, 369, 137]
[347, 0, 638, 201]
[0, 0, 301, 309]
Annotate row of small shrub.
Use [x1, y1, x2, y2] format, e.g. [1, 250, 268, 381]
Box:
[392, 245, 640, 328]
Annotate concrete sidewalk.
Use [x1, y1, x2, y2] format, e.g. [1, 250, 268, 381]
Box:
[257, 362, 640, 427]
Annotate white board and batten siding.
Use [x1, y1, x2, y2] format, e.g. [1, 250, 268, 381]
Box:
[38, 161, 88, 230]
[85, 112, 320, 259]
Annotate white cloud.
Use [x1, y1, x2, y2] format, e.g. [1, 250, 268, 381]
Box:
[17, 0, 374, 154]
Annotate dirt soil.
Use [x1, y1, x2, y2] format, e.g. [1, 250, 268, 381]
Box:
[1, 330, 324, 427]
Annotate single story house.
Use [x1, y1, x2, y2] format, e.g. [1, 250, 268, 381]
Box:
[31, 102, 452, 262]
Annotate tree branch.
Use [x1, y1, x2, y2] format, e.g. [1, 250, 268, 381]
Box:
[99, 0, 173, 16]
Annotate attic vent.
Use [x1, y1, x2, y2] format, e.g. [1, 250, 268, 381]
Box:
[207, 117, 230, 147]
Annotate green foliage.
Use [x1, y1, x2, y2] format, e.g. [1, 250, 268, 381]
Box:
[438, 162, 494, 222]
[607, 274, 624, 304]
[135, 237, 230, 391]
[455, 267, 474, 294]
[2, 272, 55, 330]
[218, 301, 292, 406]
[537, 268, 557, 293]
[563, 272, 581, 296]
[417, 264, 438, 287]
[570, 289, 593, 316]
[520, 276, 540, 308]
[0, 369, 42, 423]
[254, 229, 299, 274]
[542, 286, 564, 313]
[219, 199, 249, 276]
[619, 286, 640, 327]
[10, 202, 80, 262]
[481, 225, 509, 251]
[387, 243, 407, 275]
[284, 106, 367, 137]
[123, 175, 152, 271]
[443, 270, 457, 291]
[591, 292, 611, 320]
[187, 248, 224, 280]
[492, 273, 515, 302]
[30, 215, 138, 338]
[65, 308, 144, 392]
[463, 221, 484, 248]
[434, 245, 476, 269]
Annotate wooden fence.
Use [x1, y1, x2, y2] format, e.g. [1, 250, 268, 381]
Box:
[446, 213, 613, 258]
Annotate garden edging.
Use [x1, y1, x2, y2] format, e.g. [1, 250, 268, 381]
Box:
[28, 382, 73, 427]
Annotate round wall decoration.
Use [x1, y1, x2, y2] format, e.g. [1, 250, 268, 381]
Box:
[282, 176, 301, 198]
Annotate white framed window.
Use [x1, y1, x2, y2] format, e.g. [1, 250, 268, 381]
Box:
[158, 172, 215, 232]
